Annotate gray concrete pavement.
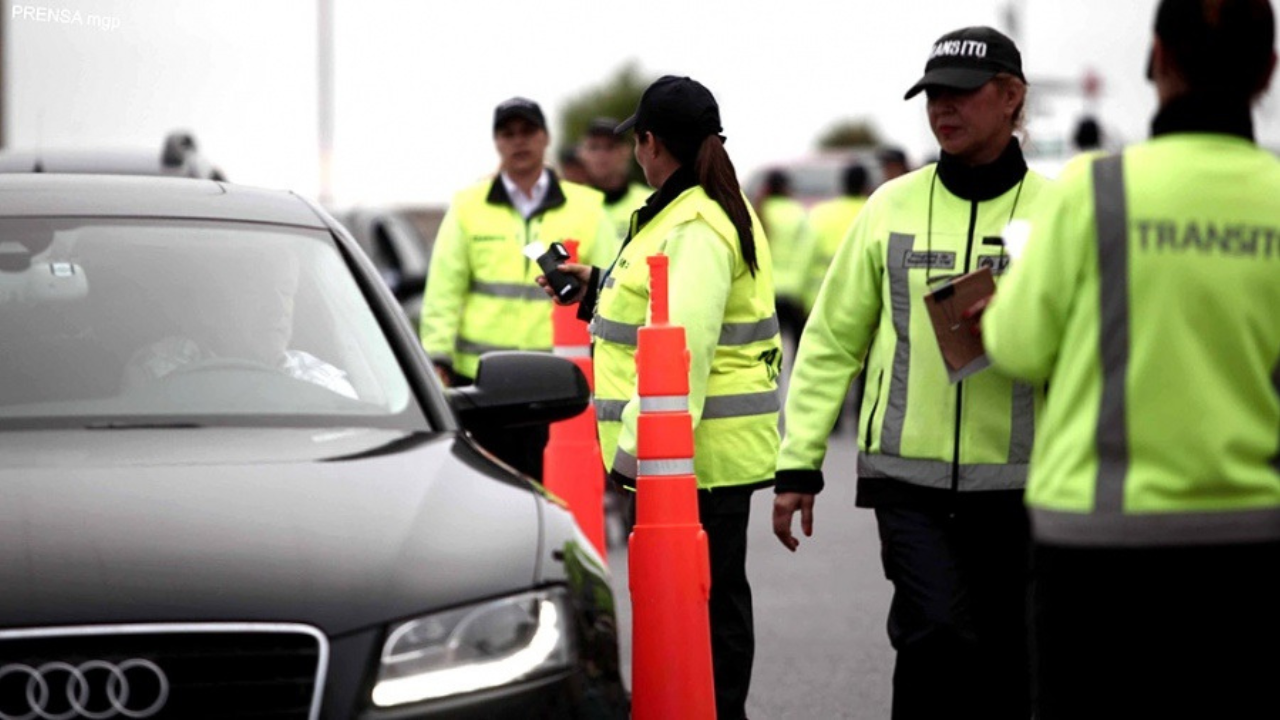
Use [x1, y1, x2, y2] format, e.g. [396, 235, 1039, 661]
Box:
[606, 428, 895, 719]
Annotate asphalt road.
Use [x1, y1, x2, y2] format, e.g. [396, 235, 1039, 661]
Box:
[605, 424, 895, 719]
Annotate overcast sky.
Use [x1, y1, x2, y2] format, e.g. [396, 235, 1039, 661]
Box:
[6, 0, 1280, 207]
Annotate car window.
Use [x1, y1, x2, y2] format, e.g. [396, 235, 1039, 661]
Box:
[0, 218, 428, 430]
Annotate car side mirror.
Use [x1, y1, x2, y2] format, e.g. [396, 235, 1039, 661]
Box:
[447, 351, 589, 430]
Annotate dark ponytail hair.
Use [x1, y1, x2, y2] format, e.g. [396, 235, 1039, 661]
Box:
[1159, 0, 1275, 101]
[694, 135, 759, 276]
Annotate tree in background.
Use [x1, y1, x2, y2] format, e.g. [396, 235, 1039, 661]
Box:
[816, 119, 882, 150]
[558, 62, 653, 183]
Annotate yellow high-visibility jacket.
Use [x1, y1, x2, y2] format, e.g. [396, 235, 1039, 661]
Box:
[759, 196, 813, 304]
[986, 133, 1280, 546]
[419, 171, 614, 379]
[804, 195, 867, 311]
[593, 172, 782, 491]
[777, 145, 1052, 498]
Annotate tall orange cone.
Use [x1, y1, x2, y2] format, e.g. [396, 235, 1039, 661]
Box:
[542, 240, 607, 560]
[629, 253, 716, 720]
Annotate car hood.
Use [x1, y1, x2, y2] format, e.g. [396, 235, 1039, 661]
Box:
[0, 427, 544, 636]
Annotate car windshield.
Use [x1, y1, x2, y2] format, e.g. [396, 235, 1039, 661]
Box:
[0, 217, 427, 430]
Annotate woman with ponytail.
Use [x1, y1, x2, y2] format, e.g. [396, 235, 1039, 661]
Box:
[541, 75, 780, 720]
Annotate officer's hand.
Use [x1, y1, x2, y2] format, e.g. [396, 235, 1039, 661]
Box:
[773, 492, 816, 552]
[963, 294, 993, 336]
[434, 365, 451, 388]
[536, 263, 593, 305]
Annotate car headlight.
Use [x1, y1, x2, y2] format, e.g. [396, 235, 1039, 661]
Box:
[371, 587, 576, 707]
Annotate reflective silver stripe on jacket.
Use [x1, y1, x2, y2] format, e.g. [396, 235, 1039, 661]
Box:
[596, 399, 627, 422]
[591, 314, 780, 348]
[702, 390, 780, 419]
[880, 233, 915, 456]
[1008, 382, 1036, 463]
[640, 395, 688, 413]
[455, 338, 549, 356]
[592, 317, 640, 346]
[858, 452, 1027, 491]
[1031, 507, 1280, 546]
[599, 391, 777, 423]
[719, 314, 781, 345]
[553, 346, 591, 358]
[638, 458, 696, 476]
[470, 281, 549, 300]
[613, 448, 637, 479]
[1093, 154, 1131, 516]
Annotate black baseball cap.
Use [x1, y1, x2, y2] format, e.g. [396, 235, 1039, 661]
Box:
[493, 97, 546, 131]
[615, 76, 724, 157]
[585, 117, 622, 138]
[904, 26, 1026, 100]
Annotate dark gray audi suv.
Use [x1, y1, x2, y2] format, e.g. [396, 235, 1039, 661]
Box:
[0, 175, 626, 719]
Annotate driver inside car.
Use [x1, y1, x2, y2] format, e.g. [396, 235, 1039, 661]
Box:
[122, 248, 358, 399]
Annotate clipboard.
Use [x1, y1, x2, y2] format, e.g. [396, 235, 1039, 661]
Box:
[923, 266, 995, 383]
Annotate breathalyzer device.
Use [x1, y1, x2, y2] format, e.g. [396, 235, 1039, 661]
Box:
[524, 241, 581, 301]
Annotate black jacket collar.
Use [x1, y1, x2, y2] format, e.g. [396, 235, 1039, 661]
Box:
[1151, 92, 1254, 141]
[485, 168, 567, 218]
[590, 171, 698, 324]
[632, 165, 697, 235]
[936, 138, 1027, 202]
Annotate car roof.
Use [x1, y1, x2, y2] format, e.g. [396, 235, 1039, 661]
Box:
[0, 174, 327, 228]
[0, 149, 180, 176]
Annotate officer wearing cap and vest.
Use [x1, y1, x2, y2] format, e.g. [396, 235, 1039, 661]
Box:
[579, 116, 651, 259]
[980, 1, 1280, 717]
[542, 76, 781, 720]
[803, 163, 870, 313]
[419, 97, 615, 479]
[772, 27, 1051, 720]
[756, 170, 814, 346]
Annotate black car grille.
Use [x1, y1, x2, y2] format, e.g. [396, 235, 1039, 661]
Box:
[0, 625, 323, 719]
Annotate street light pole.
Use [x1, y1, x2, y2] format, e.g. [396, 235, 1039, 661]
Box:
[1, 0, 8, 150]
[317, 0, 335, 206]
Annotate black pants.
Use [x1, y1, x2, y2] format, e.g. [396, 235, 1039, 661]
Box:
[1033, 541, 1280, 720]
[776, 297, 807, 350]
[627, 489, 754, 719]
[874, 498, 1031, 720]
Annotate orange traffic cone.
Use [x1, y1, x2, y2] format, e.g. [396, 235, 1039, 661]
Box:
[629, 253, 717, 720]
[542, 240, 607, 561]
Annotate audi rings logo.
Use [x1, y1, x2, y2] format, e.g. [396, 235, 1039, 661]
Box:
[0, 660, 169, 720]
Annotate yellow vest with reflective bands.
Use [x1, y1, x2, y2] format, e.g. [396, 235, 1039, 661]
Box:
[601, 183, 652, 260]
[760, 196, 811, 302]
[804, 195, 867, 311]
[419, 175, 611, 379]
[593, 186, 782, 490]
[777, 164, 1053, 492]
[985, 140, 1280, 546]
